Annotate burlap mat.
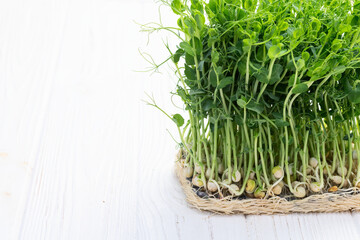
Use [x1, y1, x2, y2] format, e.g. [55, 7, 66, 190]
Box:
[175, 163, 360, 214]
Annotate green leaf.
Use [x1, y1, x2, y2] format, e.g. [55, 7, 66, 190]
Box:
[302, 51, 310, 61]
[286, 60, 296, 71]
[247, 100, 265, 114]
[236, 8, 246, 20]
[242, 39, 252, 53]
[209, 69, 217, 87]
[333, 65, 346, 74]
[254, 68, 269, 84]
[297, 59, 305, 70]
[274, 119, 290, 127]
[251, 21, 262, 32]
[185, 52, 195, 65]
[172, 114, 184, 127]
[180, 42, 195, 56]
[279, 22, 289, 31]
[264, 25, 276, 39]
[269, 64, 283, 84]
[194, 12, 205, 30]
[218, 77, 234, 89]
[268, 45, 281, 59]
[177, 18, 183, 29]
[207, 37, 217, 47]
[256, 45, 266, 62]
[216, 13, 227, 24]
[346, 80, 360, 103]
[351, 15, 360, 26]
[208, 0, 218, 13]
[331, 39, 342, 52]
[310, 18, 321, 32]
[288, 74, 299, 87]
[190, 0, 204, 12]
[184, 17, 196, 35]
[339, 24, 352, 33]
[177, 87, 189, 102]
[184, 64, 196, 80]
[265, 92, 279, 101]
[184, 79, 196, 88]
[272, 112, 282, 119]
[293, 28, 303, 39]
[211, 49, 219, 63]
[192, 37, 203, 55]
[349, 89, 360, 103]
[202, 99, 215, 111]
[171, 0, 185, 15]
[173, 49, 184, 63]
[272, 36, 283, 46]
[208, 28, 217, 37]
[237, 98, 247, 108]
[244, 0, 254, 10]
[292, 83, 308, 94]
[237, 98, 264, 115]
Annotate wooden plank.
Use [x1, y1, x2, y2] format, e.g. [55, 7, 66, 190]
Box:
[0, 1, 359, 239]
[209, 215, 248, 240]
[351, 213, 360, 238]
[245, 215, 279, 240]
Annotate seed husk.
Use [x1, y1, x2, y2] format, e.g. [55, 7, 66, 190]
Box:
[291, 181, 300, 188]
[310, 182, 321, 193]
[207, 181, 218, 193]
[176, 149, 183, 160]
[218, 163, 224, 174]
[272, 184, 282, 195]
[246, 192, 254, 198]
[179, 158, 186, 166]
[205, 168, 212, 179]
[309, 157, 318, 168]
[353, 150, 358, 160]
[222, 178, 232, 185]
[277, 181, 284, 188]
[232, 170, 241, 183]
[328, 186, 338, 192]
[254, 188, 265, 199]
[337, 166, 348, 176]
[272, 166, 284, 179]
[194, 163, 202, 174]
[192, 175, 204, 187]
[245, 179, 256, 194]
[249, 171, 255, 180]
[331, 175, 342, 185]
[183, 166, 194, 178]
[293, 186, 306, 198]
[228, 184, 240, 195]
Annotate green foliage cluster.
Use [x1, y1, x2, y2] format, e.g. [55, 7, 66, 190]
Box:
[144, 0, 360, 198]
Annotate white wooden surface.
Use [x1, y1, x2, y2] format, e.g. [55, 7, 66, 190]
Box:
[1, 1, 360, 239]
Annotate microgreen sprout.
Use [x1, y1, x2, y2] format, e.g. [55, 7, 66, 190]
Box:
[143, 0, 360, 199]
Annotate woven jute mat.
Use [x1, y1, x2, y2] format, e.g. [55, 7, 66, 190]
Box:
[175, 163, 360, 215]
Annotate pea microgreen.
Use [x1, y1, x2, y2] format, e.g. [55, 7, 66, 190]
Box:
[142, 0, 360, 199]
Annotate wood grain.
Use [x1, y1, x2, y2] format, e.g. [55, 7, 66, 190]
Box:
[0, 1, 359, 239]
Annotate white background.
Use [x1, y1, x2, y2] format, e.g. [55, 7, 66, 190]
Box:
[1, 0, 360, 239]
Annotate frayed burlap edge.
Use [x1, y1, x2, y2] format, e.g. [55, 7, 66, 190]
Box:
[175, 163, 360, 215]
